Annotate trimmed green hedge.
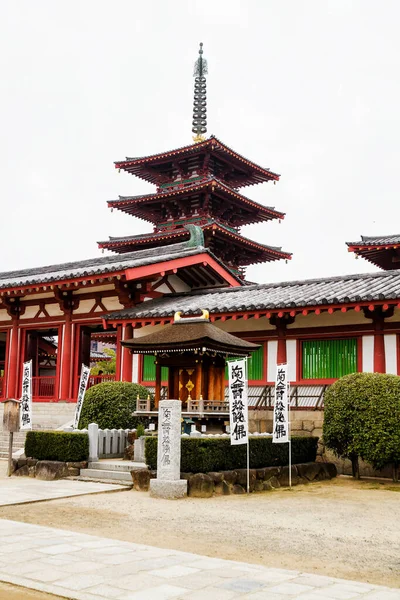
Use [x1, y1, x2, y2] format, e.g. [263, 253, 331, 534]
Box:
[25, 431, 89, 462]
[145, 436, 318, 473]
[78, 382, 151, 430]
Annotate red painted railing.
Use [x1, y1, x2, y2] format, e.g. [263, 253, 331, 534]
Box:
[87, 374, 116, 389]
[32, 376, 56, 398]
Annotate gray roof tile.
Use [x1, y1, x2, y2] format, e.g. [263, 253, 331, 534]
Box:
[0, 241, 207, 289]
[347, 234, 400, 246]
[104, 269, 400, 320]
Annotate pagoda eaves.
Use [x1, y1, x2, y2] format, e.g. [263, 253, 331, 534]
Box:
[115, 136, 280, 189]
[98, 222, 292, 270]
[107, 177, 285, 227]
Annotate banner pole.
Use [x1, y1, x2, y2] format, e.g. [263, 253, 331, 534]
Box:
[246, 356, 250, 495]
[288, 380, 291, 489]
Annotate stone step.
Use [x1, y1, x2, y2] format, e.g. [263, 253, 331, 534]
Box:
[66, 476, 133, 487]
[80, 468, 133, 482]
[88, 461, 146, 473]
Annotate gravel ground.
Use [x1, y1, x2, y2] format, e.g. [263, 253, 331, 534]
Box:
[0, 476, 399, 589]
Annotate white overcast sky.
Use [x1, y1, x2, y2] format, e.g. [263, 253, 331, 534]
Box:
[1, 0, 399, 284]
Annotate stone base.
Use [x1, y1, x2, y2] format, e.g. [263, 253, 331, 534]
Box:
[149, 478, 187, 499]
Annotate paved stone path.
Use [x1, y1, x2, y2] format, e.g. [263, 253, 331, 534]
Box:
[0, 478, 127, 506]
[0, 519, 398, 600]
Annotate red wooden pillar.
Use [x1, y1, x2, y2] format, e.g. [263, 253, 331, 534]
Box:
[122, 324, 133, 382]
[60, 311, 72, 400]
[373, 323, 386, 373]
[276, 333, 287, 365]
[7, 318, 19, 398]
[115, 325, 123, 381]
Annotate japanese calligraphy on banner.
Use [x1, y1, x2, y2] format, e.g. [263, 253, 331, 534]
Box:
[73, 364, 91, 429]
[160, 407, 172, 467]
[273, 364, 289, 443]
[228, 358, 248, 446]
[20, 361, 33, 431]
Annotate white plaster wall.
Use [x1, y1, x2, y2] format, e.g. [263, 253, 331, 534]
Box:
[0, 310, 11, 322]
[362, 335, 374, 372]
[267, 340, 278, 382]
[23, 292, 54, 300]
[101, 296, 124, 311]
[168, 274, 191, 293]
[74, 284, 115, 295]
[132, 353, 139, 383]
[384, 334, 397, 374]
[288, 309, 370, 329]
[217, 316, 274, 333]
[286, 339, 297, 381]
[46, 304, 64, 317]
[74, 299, 95, 314]
[20, 305, 40, 319]
[383, 307, 400, 323]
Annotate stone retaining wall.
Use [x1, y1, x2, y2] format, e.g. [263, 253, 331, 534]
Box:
[12, 458, 87, 480]
[130, 462, 337, 495]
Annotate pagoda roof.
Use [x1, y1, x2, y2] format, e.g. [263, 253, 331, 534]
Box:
[105, 268, 400, 323]
[346, 234, 400, 270]
[0, 235, 242, 293]
[115, 136, 280, 188]
[98, 221, 292, 266]
[121, 316, 259, 357]
[107, 177, 285, 226]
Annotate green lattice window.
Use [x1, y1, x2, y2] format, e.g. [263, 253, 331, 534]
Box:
[225, 344, 265, 381]
[142, 355, 168, 382]
[302, 338, 357, 380]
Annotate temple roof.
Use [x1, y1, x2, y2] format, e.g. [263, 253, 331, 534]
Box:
[115, 136, 280, 189]
[105, 268, 400, 321]
[0, 237, 242, 291]
[121, 317, 259, 357]
[347, 234, 400, 246]
[98, 221, 292, 266]
[107, 177, 284, 225]
[346, 234, 400, 270]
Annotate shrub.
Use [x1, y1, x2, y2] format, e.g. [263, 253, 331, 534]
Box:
[78, 382, 151, 430]
[324, 372, 400, 481]
[25, 431, 89, 462]
[145, 436, 318, 473]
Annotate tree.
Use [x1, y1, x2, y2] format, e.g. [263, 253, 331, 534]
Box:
[324, 372, 400, 482]
[78, 381, 152, 430]
[91, 348, 116, 375]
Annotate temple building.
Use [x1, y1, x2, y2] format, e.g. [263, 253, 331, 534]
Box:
[0, 44, 400, 413]
[347, 235, 400, 270]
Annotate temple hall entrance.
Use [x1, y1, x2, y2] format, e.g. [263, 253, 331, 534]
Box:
[24, 327, 59, 399]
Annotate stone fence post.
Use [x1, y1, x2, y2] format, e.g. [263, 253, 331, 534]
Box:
[88, 423, 99, 462]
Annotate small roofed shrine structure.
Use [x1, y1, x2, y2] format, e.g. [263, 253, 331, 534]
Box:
[98, 44, 291, 280]
[347, 235, 400, 270]
[121, 310, 259, 414]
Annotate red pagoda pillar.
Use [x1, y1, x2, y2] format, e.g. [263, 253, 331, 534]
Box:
[122, 324, 133, 382]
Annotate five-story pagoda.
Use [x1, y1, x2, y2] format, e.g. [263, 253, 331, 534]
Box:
[98, 44, 291, 280]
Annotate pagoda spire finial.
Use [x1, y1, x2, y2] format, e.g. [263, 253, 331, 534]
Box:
[192, 42, 208, 143]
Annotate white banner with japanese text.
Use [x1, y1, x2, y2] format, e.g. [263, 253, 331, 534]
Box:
[273, 364, 289, 443]
[20, 360, 33, 431]
[228, 358, 248, 446]
[73, 364, 91, 429]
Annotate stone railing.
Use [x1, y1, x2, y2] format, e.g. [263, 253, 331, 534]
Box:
[186, 399, 229, 413]
[65, 423, 136, 461]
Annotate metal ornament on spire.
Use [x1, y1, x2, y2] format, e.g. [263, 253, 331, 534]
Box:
[192, 42, 208, 143]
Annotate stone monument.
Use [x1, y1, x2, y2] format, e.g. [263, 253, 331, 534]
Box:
[149, 400, 187, 499]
